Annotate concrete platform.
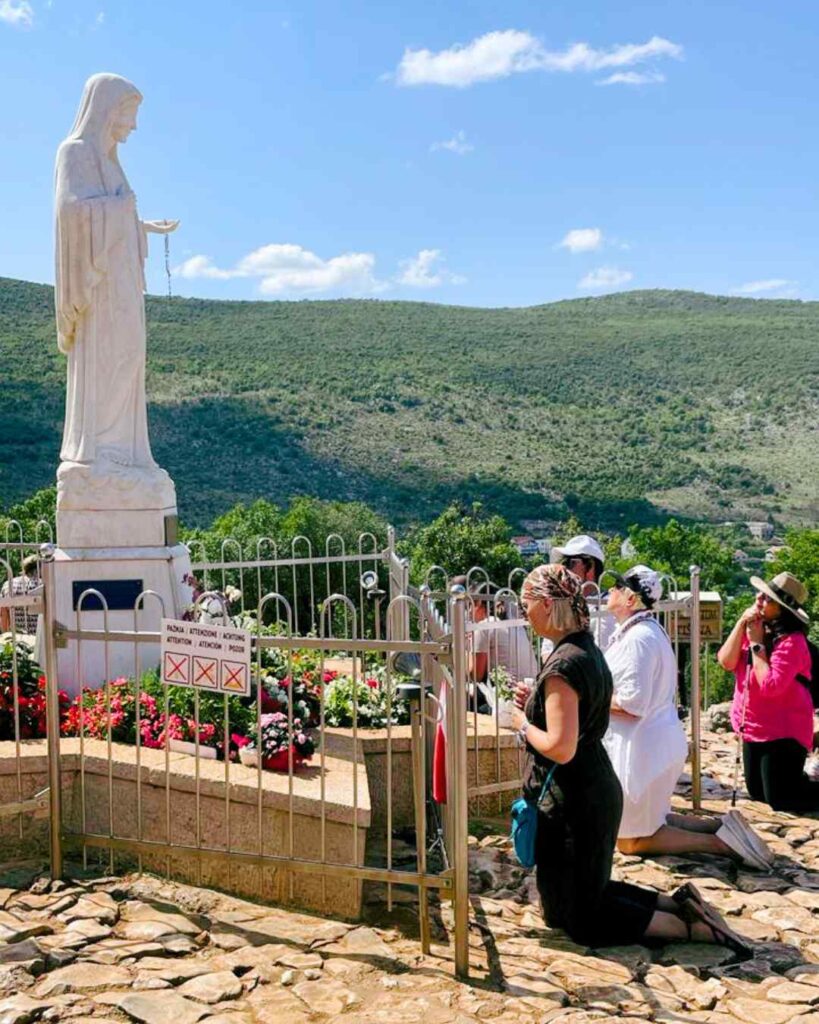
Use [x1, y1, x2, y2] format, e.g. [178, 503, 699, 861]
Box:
[0, 738, 370, 919]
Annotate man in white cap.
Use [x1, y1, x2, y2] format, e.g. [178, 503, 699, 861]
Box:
[604, 564, 773, 870]
[541, 535, 616, 659]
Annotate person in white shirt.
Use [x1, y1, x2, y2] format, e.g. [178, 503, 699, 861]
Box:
[473, 592, 538, 686]
[0, 555, 41, 635]
[541, 535, 616, 659]
[604, 565, 772, 869]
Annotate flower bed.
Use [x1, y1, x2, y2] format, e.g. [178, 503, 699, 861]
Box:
[2, 624, 412, 771]
[0, 636, 70, 741]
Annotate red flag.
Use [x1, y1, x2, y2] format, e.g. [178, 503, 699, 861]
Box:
[432, 682, 447, 803]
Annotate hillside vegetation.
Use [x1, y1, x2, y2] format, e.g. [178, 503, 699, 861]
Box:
[1, 276, 817, 529]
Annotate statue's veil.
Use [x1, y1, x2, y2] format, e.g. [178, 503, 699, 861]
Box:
[68, 73, 142, 155]
[55, 73, 145, 355]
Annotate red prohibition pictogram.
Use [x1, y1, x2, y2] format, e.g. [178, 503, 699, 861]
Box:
[163, 652, 189, 685]
[221, 660, 248, 694]
[192, 656, 218, 689]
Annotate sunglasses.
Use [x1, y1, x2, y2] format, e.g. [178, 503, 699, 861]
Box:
[612, 577, 654, 606]
[562, 556, 591, 569]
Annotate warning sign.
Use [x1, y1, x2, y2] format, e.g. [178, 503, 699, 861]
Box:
[160, 619, 252, 696]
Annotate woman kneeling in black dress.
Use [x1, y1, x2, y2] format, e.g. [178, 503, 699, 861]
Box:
[511, 564, 751, 953]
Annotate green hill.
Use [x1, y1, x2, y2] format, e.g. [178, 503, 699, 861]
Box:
[1, 275, 817, 530]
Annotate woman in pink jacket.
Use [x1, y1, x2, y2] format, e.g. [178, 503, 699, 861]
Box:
[718, 572, 815, 811]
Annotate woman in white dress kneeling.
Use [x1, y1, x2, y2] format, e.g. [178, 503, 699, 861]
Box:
[603, 565, 772, 869]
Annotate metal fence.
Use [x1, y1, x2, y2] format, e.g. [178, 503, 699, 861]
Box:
[0, 522, 705, 981]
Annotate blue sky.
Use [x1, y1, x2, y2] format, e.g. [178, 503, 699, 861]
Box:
[1, 0, 816, 307]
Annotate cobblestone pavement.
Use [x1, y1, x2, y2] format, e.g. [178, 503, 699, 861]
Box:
[5, 729, 819, 1023]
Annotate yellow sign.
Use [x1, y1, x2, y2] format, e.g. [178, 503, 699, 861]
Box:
[672, 591, 723, 643]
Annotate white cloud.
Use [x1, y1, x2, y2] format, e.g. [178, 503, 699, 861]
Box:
[559, 227, 603, 254]
[397, 249, 465, 288]
[174, 255, 235, 281]
[175, 245, 385, 295]
[597, 70, 665, 86]
[734, 278, 797, 296]
[0, 0, 33, 26]
[430, 129, 474, 155]
[394, 29, 682, 88]
[175, 244, 465, 295]
[578, 266, 634, 290]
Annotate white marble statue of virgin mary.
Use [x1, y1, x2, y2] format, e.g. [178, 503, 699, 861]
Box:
[55, 73, 178, 509]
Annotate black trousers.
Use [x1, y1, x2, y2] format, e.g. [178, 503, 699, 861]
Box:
[535, 747, 658, 947]
[743, 738, 819, 812]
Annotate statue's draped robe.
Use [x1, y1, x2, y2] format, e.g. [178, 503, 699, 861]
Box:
[55, 77, 155, 470]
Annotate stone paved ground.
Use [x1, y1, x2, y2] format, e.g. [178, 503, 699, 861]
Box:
[5, 728, 819, 1023]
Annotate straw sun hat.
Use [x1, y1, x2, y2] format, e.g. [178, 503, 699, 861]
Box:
[750, 571, 810, 625]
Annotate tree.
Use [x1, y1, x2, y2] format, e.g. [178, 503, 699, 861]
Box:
[552, 514, 585, 547]
[182, 496, 388, 628]
[0, 486, 57, 544]
[771, 528, 819, 641]
[626, 519, 740, 594]
[404, 502, 521, 587]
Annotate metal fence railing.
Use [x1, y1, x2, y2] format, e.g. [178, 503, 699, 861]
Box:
[0, 519, 706, 980]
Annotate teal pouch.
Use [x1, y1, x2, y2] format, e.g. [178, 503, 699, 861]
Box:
[510, 765, 555, 869]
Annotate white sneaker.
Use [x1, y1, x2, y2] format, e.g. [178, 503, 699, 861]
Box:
[716, 821, 772, 872]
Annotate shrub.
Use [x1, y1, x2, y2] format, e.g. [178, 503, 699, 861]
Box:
[323, 672, 409, 729]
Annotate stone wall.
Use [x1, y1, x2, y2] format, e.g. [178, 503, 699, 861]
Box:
[324, 714, 523, 831]
[0, 744, 51, 863]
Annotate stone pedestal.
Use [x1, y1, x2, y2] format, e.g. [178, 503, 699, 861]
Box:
[52, 544, 192, 696]
[52, 542, 192, 697]
[54, 461, 192, 695]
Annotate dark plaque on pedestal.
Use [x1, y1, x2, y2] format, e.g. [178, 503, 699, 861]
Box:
[72, 579, 145, 611]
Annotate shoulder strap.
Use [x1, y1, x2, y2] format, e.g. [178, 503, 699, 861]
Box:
[537, 763, 556, 802]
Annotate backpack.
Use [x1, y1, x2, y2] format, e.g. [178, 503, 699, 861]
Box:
[796, 638, 819, 709]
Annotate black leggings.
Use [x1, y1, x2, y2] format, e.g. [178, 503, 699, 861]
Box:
[743, 738, 819, 812]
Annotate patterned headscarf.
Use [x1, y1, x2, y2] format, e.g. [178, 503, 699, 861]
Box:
[522, 563, 590, 631]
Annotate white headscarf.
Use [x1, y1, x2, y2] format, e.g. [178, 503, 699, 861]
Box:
[67, 73, 142, 154]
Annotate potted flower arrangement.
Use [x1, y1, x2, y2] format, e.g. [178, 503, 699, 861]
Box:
[236, 711, 315, 771]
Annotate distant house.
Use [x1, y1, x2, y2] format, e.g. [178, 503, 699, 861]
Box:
[535, 539, 551, 555]
[747, 521, 774, 541]
[765, 545, 787, 563]
[512, 535, 539, 557]
[733, 549, 749, 564]
[621, 538, 637, 559]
